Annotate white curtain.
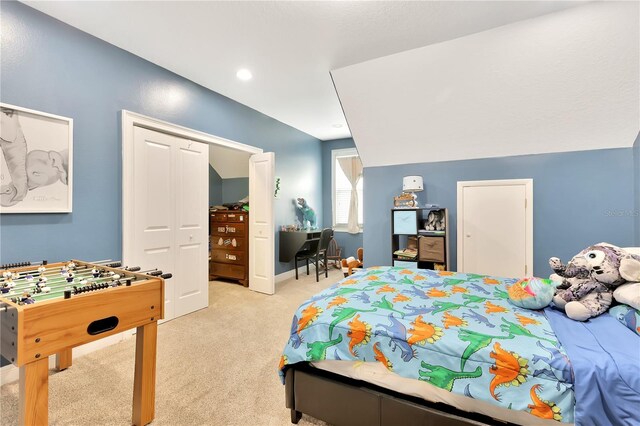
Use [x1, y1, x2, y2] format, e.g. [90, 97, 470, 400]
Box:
[337, 156, 363, 234]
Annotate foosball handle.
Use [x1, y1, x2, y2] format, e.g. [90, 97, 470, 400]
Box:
[126, 266, 141, 272]
[160, 273, 172, 279]
[106, 262, 122, 268]
[147, 270, 163, 276]
[1, 261, 31, 269]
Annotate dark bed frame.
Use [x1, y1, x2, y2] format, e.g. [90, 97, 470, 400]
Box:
[285, 363, 519, 426]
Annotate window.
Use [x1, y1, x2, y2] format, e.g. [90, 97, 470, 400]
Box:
[332, 148, 363, 232]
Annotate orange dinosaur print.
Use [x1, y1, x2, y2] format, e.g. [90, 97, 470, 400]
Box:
[515, 313, 541, 327]
[327, 296, 348, 309]
[528, 385, 562, 421]
[485, 301, 508, 314]
[297, 303, 323, 333]
[489, 342, 529, 401]
[484, 278, 500, 285]
[451, 286, 468, 294]
[347, 314, 372, 356]
[399, 269, 414, 275]
[413, 274, 426, 281]
[376, 284, 397, 294]
[427, 288, 449, 298]
[507, 283, 530, 301]
[373, 342, 393, 371]
[279, 355, 288, 370]
[442, 312, 467, 329]
[438, 271, 455, 276]
[341, 278, 358, 286]
[408, 315, 444, 345]
[366, 275, 379, 281]
[393, 293, 411, 303]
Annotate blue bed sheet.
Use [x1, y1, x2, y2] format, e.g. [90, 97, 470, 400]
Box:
[545, 307, 640, 426]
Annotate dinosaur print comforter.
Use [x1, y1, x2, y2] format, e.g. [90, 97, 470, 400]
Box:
[279, 267, 575, 423]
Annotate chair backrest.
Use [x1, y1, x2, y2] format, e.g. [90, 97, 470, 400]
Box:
[317, 228, 334, 254]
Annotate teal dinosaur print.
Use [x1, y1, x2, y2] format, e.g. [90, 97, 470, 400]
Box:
[465, 273, 487, 279]
[431, 300, 478, 315]
[419, 362, 483, 391]
[493, 288, 509, 300]
[329, 307, 378, 338]
[500, 318, 558, 345]
[462, 294, 494, 305]
[442, 278, 467, 287]
[398, 275, 414, 285]
[458, 328, 514, 370]
[334, 287, 365, 297]
[372, 296, 406, 318]
[306, 334, 343, 360]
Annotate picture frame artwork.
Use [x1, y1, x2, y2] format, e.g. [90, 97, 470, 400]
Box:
[0, 103, 73, 213]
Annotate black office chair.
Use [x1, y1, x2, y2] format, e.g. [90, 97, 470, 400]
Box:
[295, 228, 333, 282]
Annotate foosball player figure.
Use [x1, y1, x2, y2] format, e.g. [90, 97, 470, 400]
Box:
[19, 291, 35, 305]
[92, 268, 100, 278]
[38, 265, 46, 275]
[66, 272, 74, 283]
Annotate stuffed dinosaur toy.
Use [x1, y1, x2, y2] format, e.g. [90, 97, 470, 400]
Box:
[549, 243, 640, 321]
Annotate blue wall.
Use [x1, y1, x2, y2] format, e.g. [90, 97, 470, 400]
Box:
[0, 2, 322, 275]
[321, 138, 364, 260]
[209, 166, 223, 207]
[222, 178, 249, 204]
[364, 148, 636, 277]
[634, 133, 640, 246]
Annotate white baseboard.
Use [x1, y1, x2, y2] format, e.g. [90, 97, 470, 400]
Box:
[0, 331, 133, 385]
[275, 266, 307, 283]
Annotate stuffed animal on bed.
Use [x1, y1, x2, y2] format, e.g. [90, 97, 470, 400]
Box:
[507, 277, 557, 310]
[549, 243, 640, 321]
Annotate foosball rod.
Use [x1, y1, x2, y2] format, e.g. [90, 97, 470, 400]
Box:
[0, 262, 140, 285]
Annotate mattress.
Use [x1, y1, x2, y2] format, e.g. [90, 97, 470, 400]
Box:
[312, 359, 570, 426]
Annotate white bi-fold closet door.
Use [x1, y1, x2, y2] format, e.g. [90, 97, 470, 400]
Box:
[129, 126, 209, 321]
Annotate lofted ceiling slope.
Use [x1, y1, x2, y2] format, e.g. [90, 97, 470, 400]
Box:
[24, 1, 585, 141]
[332, 1, 640, 167]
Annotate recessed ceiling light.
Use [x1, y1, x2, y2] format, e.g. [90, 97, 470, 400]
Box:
[236, 69, 253, 81]
[332, 123, 344, 128]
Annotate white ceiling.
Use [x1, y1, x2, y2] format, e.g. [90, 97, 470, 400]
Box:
[24, 1, 586, 141]
[332, 1, 639, 167]
[209, 144, 251, 179]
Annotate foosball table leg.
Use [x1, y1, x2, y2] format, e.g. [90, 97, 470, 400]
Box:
[132, 321, 158, 426]
[19, 357, 49, 426]
[56, 348, 72, 371]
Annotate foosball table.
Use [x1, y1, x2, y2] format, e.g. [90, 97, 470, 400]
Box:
[0, 259, 169, 426]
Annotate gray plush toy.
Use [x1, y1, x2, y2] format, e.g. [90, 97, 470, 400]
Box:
[549, 242, 640, 321]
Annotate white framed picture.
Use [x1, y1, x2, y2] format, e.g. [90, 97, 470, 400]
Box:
[0, 103, 73, 213]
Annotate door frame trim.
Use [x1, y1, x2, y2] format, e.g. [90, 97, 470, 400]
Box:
[456, 179, 533, 275]
[121, 109, 263, 282]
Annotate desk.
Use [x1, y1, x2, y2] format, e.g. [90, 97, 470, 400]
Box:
[279, 230, 321, 262]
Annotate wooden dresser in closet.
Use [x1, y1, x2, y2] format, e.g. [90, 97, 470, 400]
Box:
[210, 210, 248, 286]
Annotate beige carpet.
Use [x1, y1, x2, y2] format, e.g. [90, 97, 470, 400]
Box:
[1, 269, 343, 425]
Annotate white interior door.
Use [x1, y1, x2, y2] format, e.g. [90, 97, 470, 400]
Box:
[127, 127, 208, 320]
[174, 138, 209, 317]
[457, 179, 533, 278]
[132, 127, 176, 320]
[249, 152, 275, 294]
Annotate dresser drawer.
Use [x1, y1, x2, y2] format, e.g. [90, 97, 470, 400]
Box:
[211, 236, 246, 251]
[211, 222, 246, 236]
[211, 250, 245, 265]
[211, 212, 247, 223]
[210, 262, 246, 280]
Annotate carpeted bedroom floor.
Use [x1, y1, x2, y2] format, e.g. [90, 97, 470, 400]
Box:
[0, 268, 344, 425]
